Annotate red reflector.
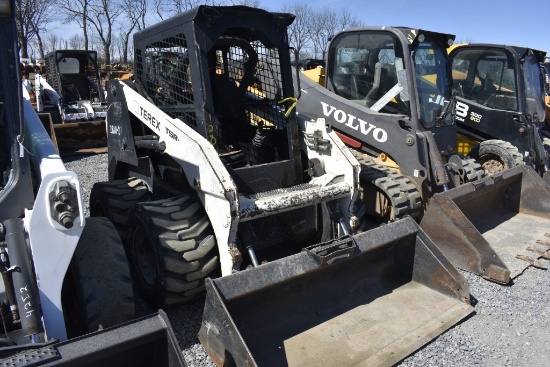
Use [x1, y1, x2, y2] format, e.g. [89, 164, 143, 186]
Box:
[335, 131, 362, 148]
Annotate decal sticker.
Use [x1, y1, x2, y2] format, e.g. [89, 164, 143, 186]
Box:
[455, 101, 469, 122]
[320, 101, 388, 143]
[469, 112, 482, 123]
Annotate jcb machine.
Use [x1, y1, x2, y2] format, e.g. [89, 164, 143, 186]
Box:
[541, 62, 550, 124]
[29, 49, 108, 155]
[91, 6, 473, 366]
[449, 44, 550, 178]
[0, 2, 185, 365]
[297, 28, 550, 283]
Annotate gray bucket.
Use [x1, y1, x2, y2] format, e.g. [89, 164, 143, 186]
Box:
[199, 217, 472, 367]
[422, 164, 550, 283]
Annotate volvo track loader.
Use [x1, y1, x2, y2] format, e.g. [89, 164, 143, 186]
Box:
[0, 2, 185, 365]
[297, 27, 550, 283]
[90, 6, 472, 366]
[449, 44, 550, 179]
[26, 50, 108, 155]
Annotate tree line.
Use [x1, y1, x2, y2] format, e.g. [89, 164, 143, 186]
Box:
[16, 0, 363, 66]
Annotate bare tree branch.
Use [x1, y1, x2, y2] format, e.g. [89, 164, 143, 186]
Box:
[280, 1, 313, 59]
[58, 0, 92, 50]
[86, 0, 124, 65]
[15, 0, 57, 58]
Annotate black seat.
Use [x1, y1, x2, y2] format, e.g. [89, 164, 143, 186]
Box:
[60, 74, 90, 102]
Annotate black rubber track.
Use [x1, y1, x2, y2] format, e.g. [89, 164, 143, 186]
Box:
[352, 150, 423, 222]
[461, 157, 485, 182]
[127, 195, 219, 307]
[62, 217, 135, 338]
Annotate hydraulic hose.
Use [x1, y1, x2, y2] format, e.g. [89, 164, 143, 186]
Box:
[423, 131, 450, 190]
[4, 219, 43, 338]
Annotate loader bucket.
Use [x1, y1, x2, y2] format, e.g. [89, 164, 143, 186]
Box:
[0, 311, 186, 366]
[37, 113, 107, 156]
[421, 164, 550, 284]
[198, 217, 473, 367]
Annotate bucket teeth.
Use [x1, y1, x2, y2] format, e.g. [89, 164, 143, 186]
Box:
[535, 239, 550, 248]
[526, 247, 550, 260]
[515, 254, 548, 269]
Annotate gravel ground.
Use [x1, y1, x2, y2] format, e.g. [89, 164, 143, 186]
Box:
[65, 153, 550, 367]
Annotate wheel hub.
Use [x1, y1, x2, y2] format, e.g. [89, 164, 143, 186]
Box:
[482, 158, 506, 175]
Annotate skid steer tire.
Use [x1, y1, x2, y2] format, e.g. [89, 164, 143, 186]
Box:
[469, 139, 523, 175]
[62, 217, 135, 338]
[543, 138, 550, 155]
[127, 195, 219, 307]
[90, 178, 151, 242]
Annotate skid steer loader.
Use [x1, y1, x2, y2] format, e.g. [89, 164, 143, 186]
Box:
[0, 2, 185, 365]
[90, 5, 473, 366]
[296, 27, 550, 284]
[27, 49, 108, 156]
[449, 44, 550, 179]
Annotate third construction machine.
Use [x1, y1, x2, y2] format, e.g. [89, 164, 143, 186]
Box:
[29, 50, 108, 155]
[449, 44, 550, 180]
[542, 62, 550, 125]
[297, 27, 550, 284]
[90, 6, 473, 366]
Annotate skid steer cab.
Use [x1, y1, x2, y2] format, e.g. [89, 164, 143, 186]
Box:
[91, 5, 472, 366]
[449, 44, 550, 180]
[0, 2, 185, 365]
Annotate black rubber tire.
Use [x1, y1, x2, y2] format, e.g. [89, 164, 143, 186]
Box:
[543, 138, 550, 155]
[62, 217, 135, 338]
[127, 195, 218, 307]
[469, 139, 523, 175]
[90, 178, 151, 242]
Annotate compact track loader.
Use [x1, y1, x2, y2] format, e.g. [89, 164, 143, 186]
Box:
[449, 44, 550, 179]
[297, 27, 550, 283]
[26, 49, 108, 156]
[90, 6, 473, 366]
[0, 2, 185, 365]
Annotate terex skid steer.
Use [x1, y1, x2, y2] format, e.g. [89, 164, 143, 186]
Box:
[26, 50, 108, 156]
[448, 44, 550, 179]
[297, 27, 550, 284]
[90, 6, 473, 366]
[0, 2, 185, 365]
